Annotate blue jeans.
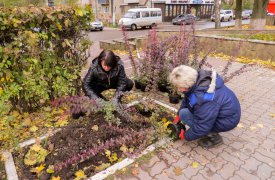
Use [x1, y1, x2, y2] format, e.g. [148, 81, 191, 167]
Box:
[179, 108, 194, 128]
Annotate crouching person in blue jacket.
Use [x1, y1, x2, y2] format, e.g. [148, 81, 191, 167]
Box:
[168, 65, 241, 148]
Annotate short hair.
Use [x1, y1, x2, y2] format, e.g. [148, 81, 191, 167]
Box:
[98, 50, 118, 68]
[168, 65, 198, 89]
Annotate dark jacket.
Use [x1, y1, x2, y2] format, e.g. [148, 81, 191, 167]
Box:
[180, 70, 241, 141]
[83, 57, 128, 99]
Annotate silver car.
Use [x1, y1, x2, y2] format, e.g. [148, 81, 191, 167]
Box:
[172, 14, 196, 25]
[87, 19, 104, 31]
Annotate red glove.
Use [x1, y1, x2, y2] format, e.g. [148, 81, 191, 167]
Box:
[173, 115, 185, 140]
[173, 115, 180, 124]
[179, 129, 185, 140]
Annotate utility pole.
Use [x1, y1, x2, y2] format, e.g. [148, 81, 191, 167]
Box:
[95, 0, 98, 18]
[214, 0, 221, 29]
[111, 0, 115, 26]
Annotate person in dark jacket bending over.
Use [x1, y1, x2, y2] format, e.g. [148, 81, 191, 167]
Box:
[168, 65, 241, 148]
[83, 50, 134, 106]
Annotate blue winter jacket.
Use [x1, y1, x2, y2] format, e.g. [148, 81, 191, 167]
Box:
[180, 70, 241, 141]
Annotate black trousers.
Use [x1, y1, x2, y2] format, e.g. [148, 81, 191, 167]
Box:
[91, 78, 134, 99]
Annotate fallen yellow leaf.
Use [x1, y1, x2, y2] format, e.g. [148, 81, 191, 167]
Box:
[191, 161, 199, 168]
[249, 126, 257, 131]
[74, 170, 86, 180]
[30, 125, 38, 132]
[237, 123, 244, 128]
[173, 166, 183, 176]
[131, 167, 139, 176]
[51, 176, 61, 180]
[256, 124, 264, 128]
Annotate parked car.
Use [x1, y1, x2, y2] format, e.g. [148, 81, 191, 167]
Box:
[211, 10, 234, 22]
[87, 19, 103, 31]
[172, 14, 196, 25]
[204, 0, 214, 3]
[243, 9, 252, 16]
[118, 8, 162, 31]
[192, 0, 203, 3]
[241, 10, 251, 19]
[233, 10, 251, 20]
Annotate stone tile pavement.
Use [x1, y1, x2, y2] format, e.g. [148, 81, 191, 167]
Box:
[87, 43, 275, 180]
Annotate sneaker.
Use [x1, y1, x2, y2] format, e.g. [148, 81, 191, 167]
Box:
[198, 133, 223, 148]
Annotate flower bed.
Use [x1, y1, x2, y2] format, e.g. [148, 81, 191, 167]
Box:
[6, 99, 176, 179]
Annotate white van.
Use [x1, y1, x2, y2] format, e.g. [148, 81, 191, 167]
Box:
[118, 8, 162, 30]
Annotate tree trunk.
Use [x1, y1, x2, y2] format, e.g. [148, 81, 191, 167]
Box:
[249, 0, 269, 29]
[235, 0, 242, 29]
[214, 0, 221, 29]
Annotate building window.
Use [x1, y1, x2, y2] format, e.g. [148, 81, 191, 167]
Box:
[165, 6, 169, 16]
[101, 6, 109, 13]
[169, 5, 173, 16]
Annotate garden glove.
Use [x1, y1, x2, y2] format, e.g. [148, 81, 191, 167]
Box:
[168, 115, 186, 140]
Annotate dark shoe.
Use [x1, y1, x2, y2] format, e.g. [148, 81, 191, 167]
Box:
[198, 133, 223, 148]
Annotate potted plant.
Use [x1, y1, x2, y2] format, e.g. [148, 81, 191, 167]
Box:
[134, 76, 149, 92]
[168, 86, 181, 104]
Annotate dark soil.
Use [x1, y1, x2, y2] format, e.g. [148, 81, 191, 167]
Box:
[12, 104, 175, 179]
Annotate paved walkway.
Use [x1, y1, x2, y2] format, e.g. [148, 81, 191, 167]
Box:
[87, 43, 275, 180]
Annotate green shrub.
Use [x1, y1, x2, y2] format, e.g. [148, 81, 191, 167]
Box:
[0, 5, 93, 113]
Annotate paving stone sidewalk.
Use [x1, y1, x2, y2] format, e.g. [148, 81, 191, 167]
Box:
[87, 43, 275, 180]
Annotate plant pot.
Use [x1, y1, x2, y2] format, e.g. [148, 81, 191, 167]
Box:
[134, 80, 141, 89]
[169, 94, 181, 104]
[157, 83, 169, 93]
[140, 83, 147, 92]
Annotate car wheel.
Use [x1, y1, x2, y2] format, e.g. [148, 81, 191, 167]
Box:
[221, 17, 224, 22]
[100, 29, 103, 31]
[131, 24, 137, 31]
[228, 17, 232, 21]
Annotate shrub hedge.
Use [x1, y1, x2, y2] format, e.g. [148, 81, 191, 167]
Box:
[0, 5, 93, 113]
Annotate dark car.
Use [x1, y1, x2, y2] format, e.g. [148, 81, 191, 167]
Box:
[172, 14, 196, 25]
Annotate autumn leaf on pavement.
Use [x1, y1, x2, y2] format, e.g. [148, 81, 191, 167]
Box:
[173, 166, 183, 176]
[191, 161, 199, 168]
[74, 170, 87, 180]
[237, 123, 244, 128]
[131, 167, 139, 176]
[270, 113, 275, 118]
